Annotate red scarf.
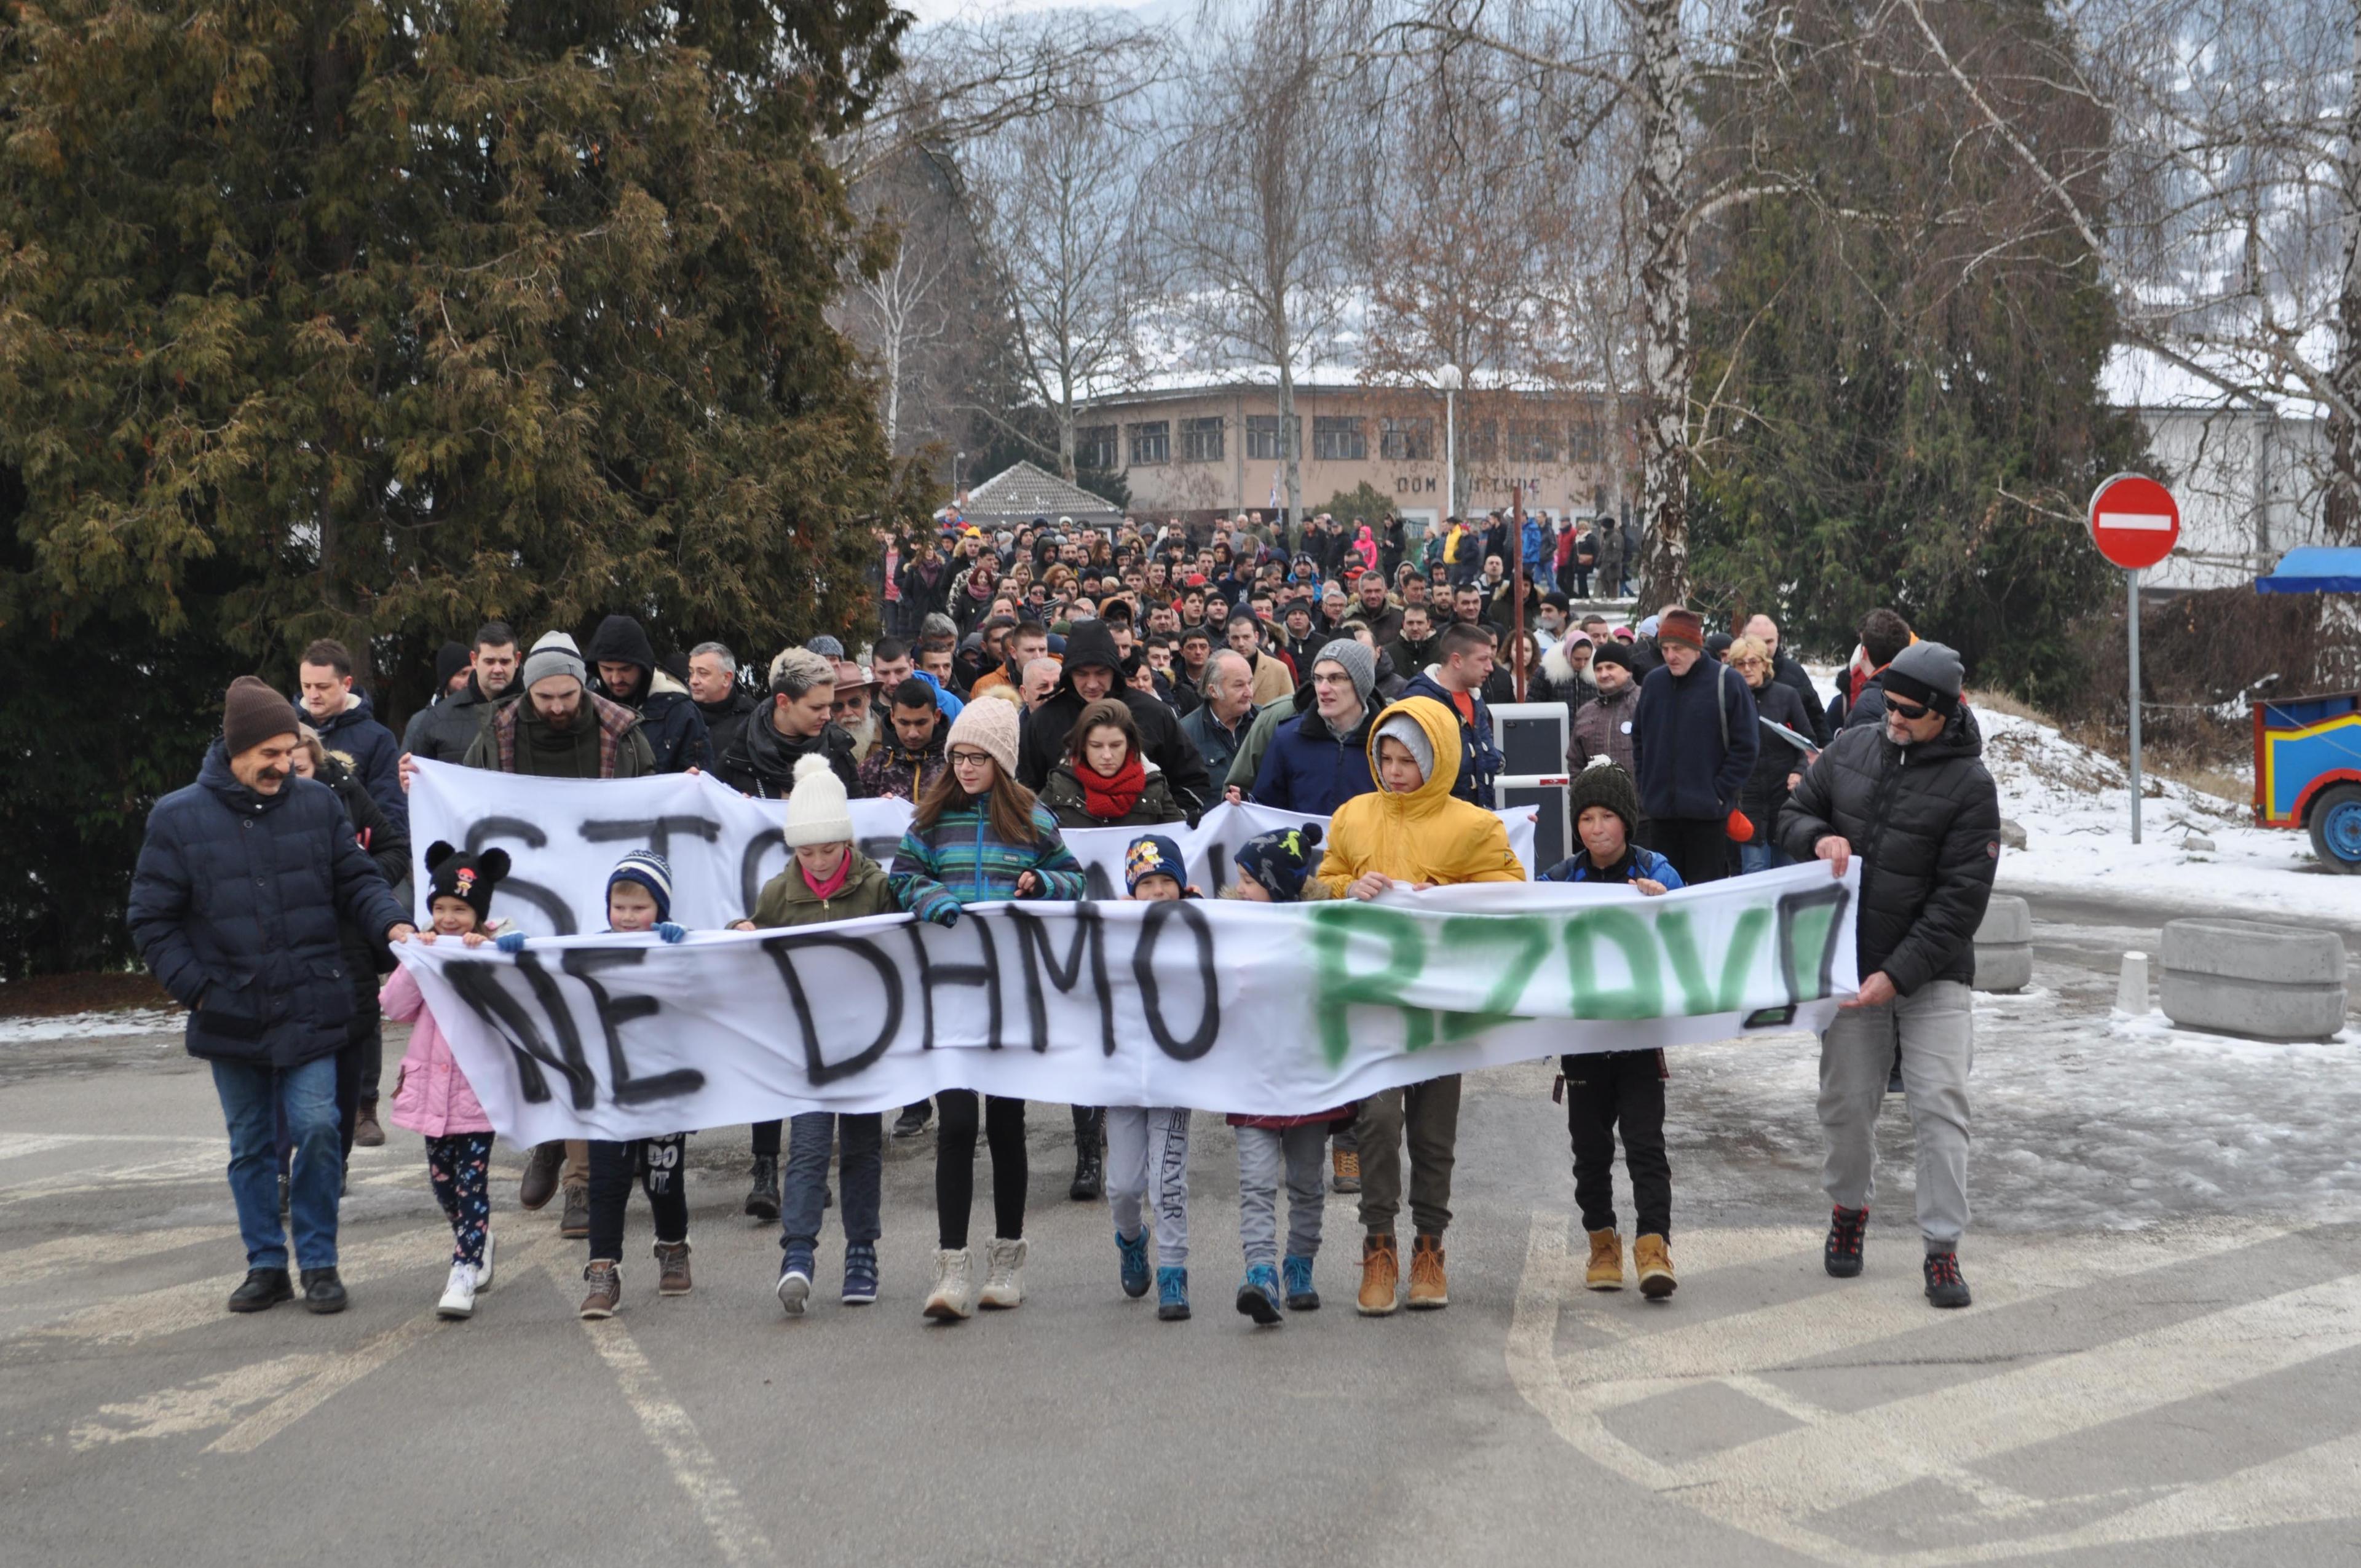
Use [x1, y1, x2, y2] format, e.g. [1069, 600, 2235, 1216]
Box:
[801, 855, 853, 901]
[1079, 751, 1147, 820]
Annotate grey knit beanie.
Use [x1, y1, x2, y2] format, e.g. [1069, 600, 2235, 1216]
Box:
[519, 630, 587, 692]
[1313, 639, 1377, 707]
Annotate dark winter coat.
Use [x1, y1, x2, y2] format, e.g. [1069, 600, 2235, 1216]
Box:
[1037, 761, 1189, 830]
[714, 709, 862, 801]
[1017, 620, 1212, 816]
[303, 688, 407, 833]
[1631, 658, 1758, 822]
[1740, 677, 1817, 840]
[1384, 632, 1442, 680]
[695, 688, 762, 772]
[322, 755, 409, 992]
[464, 691, 656, 778]
[128, 743, 408, 1068]
[401, 676, 511, 766]
[1179, 698, 1256, 783]
[587, 615, 713, 774]
[1771, 652, 1830, 745]
[1571, 681, 1640, 782]
[1776, 705, 2001, 996]
[1251, 703, 1377, 815]
[1840, 669, 1891, 731]
[896, 555, 952, 624]
[1399, 670, 1502, 808]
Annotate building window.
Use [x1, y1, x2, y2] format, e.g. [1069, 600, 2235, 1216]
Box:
[1078, 424, 1119, 470]
[1128, 421, 1169, 466]
[1179, 416, 1225, 464]
[1464, 420, 1498, 462]
[1568, 419, 1601, 465]
[1245, 414, 1300, 461]
[1506, 419, 1559, 463]
[1380, 416, 1435, 461]
[1313, 416, 1366, 462]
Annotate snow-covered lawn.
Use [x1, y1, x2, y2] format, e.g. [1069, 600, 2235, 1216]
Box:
[0, 1008, 182, 1046]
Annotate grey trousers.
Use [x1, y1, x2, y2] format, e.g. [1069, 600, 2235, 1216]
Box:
[1106, 1106, 1192, 1267]
[1355, 1075, 1461, 1237]
[1237, 1123, 1327, 1269]
[1818, 978, 1973, 1253]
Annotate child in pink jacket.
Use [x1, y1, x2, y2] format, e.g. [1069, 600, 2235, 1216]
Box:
[384, 842, 512, 1320]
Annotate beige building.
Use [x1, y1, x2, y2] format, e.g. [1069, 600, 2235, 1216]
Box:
[1078, 379, 1631, 533]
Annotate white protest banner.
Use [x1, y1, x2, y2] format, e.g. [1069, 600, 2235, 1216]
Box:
[406, 759, 1539, 930]
[393, 861, 1860, 1144]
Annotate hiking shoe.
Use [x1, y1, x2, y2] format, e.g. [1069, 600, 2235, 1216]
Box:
[227, 1267, 293, 1314]
[519, 1142, 563, 1210]
[1584, 1228, 1625, 1291]
[1236, 1264, 1282, 1325]
[1070, 1144, 1103, 1202]
[1407, 1234, 1449, 1310]
[299, 1267, 347, 1314]
[1157, 1265, 1191, 1321]
[923, 1248, 974, 1321]
[1357, 1235, 1400, 1317]
[1116, 1226, 1152, 1299]
[777, 1245, 814, 1317]
[353, 1099, 385, 1148]
[437, 1263, 478, 1320]
[1282, 1253, 1319, 1311]
[1331, 1147, 1361, 1194]
[1634, 1233, 1677, 1301]
[743, 1155, 780, 1221]
[842, 1243, 879, 1305]
[979, 1237, 1027, 1309]
[653, 1240, 692, 1296]
[580, 1259, 620, 1319]
[1825, 1206, 1868, 1278]
[558, 1183, 590, 1240]
[892, 1101, 932, 1139]
[1924, 1251, 1972, 1309]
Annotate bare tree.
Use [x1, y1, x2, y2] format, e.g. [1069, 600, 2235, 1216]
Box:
[845, 230, 951, 451]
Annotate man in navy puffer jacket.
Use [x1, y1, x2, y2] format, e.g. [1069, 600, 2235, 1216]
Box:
[129, 678, 413, 1318]
[1251, 639, 1379, 814]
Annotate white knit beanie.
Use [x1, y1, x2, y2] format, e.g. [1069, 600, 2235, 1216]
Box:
[946, 695, 1021, 778]
[782, 754, 854, 847]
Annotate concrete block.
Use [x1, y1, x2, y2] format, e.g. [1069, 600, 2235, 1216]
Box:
[1972, 895, 2033, 992]
[2117, 951, 2148, 1015]
[2159, 917, 2347, 1042]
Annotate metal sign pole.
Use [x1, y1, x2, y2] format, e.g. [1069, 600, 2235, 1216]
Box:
[2127, 566, 2142, 844]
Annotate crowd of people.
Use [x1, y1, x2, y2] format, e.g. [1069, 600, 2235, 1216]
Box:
[125, 507, 2002, 1332]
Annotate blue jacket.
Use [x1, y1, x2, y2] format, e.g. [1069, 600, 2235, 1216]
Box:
[1252, 704, 1377, 815]
[1632, 659, 1758, 822]
[1538, 845, 1685, 889]
[127, 742, 409, 1068]
[304, 689, 407, 833]
[1400, 671, 1502, 807]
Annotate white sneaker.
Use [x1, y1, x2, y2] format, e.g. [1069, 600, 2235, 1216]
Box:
[978, 1237, 1027, 1310]
[923, 1248, 975, 1321]
[776, 1261, 812, 1317]
[437, 1263, 478, 1319]
[474, 1230, 495, 1293]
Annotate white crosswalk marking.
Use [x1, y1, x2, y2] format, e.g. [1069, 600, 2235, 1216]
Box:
[1508, 1211, 2361, 1566]
[0, 1227, 231, 1288]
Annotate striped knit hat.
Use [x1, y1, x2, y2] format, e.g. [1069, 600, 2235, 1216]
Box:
[607, 850, 674, 922]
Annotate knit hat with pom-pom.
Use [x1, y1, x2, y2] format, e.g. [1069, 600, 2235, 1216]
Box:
[782, 752, 855, 847]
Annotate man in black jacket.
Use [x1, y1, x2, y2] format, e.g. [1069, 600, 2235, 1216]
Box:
[588, 614, 712, 774]
[1778, 640, 1999, 1311]
[403, 622, 520, 765]
[687, 641, 761, 765]
[1016, 618, 1211, 818]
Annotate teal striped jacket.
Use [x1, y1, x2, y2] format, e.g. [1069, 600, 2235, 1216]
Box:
[888, 801, 1088, 923]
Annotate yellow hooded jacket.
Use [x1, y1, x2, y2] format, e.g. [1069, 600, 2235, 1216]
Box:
[1316, 696, 1527, 895]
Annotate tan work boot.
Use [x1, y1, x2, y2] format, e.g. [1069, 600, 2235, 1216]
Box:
[1406, 1233, 1449, 1310]
[653, 1240, 692, 1296]
[1634, 1233, 1677, 1300]
[579, 1259, 620, 1320]
[1356, 1234, 1400, 1316]
[1584, 1228, 1625, 1291]
[1331, 1147, 1361, 1193]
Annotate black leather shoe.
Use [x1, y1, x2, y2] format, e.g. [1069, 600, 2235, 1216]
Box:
[743, 1155, 780, 1221]
[299, 1267, 349, 1313]
[227, 1267, 294, 1313]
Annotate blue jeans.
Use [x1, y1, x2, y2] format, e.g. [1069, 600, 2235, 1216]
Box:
[1739, 842, 1792, 874]
[213, 1056, 341, 1270]
[782, 1111, 883, 1252]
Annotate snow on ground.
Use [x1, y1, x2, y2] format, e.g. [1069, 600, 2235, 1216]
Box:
[0, 1009, 181, 1047]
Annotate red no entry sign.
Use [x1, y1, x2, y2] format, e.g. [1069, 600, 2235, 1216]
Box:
[2087, 472, 2180, 571]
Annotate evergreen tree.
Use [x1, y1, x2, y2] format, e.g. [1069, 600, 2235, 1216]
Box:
[1688, 0, 2149, 703]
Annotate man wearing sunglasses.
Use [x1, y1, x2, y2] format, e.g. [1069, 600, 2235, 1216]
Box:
[1777, 640, 1999, 1312]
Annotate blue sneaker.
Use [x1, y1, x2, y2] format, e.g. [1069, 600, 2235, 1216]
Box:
[1236, 1264, 1283, 1325]
[777, 1243, 815, 1317]
[842, 1243, 878, 1306]
[1157, 1265, 1190, 1321]
[1282, 1254, 1319, 1311]
[1116, 1227, 1151, 1299]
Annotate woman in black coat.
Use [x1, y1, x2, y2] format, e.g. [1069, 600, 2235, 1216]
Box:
[1730, 636, 1816, 871]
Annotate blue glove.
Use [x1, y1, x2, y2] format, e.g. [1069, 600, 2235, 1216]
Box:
[494, 931, 527, 953]
[656, 922, 687, 944]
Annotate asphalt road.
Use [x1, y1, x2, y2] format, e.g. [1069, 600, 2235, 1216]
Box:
[4, 889, 2359, 1568]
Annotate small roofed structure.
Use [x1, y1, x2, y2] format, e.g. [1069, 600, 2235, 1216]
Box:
[960, 461, 1125, 531]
